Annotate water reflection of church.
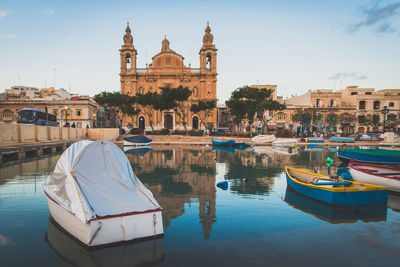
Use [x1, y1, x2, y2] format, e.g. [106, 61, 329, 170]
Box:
[127, 146, 217, 240]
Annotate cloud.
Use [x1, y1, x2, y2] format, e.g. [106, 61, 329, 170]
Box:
[42, 8, 55, 16]
[0, 10, 7, 18]
[0, 34, 17, 39]
[347, 1, 400, 35]
[328, 71, 367, 81]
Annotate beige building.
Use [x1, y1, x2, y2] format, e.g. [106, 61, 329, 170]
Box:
[0, 98, 98, 128]
[119, 22, 218, 131]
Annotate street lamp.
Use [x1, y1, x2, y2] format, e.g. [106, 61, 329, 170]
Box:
[381, 106, 390, 133]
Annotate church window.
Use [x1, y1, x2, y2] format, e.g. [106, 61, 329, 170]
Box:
[165, 56, 172, 65]
[193, 87, 198, 96]
[156, 58, 161, 67]
[206, 53, 211, 70]
[126, 54, 131, 69]
[2, 109, 12, 118]
[138, 87, 144, 94]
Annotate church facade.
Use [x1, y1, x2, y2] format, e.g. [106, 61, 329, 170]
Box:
[119, 23, 218, 131]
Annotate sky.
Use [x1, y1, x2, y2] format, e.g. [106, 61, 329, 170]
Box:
[1, 0, 400, 103]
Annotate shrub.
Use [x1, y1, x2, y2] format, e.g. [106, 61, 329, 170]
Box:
[224, 131, 232, 136]
[130, 128, 141, 134]
[276, 129, 293, 138]
[235, 132, 250, 137]
[188, 130, 202, 136]
[171, 130, 187, 135]
[160, 128, 170, 135]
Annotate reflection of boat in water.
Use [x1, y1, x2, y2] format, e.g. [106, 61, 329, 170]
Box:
[212, 146, 235, 153]
[272, 138, 298, 147]
[305, 144, 324, 150]
[388, 193, 400, 212]
[253, 146, 297, 155]
[124, 146, 152, 155]
[284, 186, 387, 223]
[45, 219, 164, 266]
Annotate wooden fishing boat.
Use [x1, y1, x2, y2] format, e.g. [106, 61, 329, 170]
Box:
[43, 140, 163, 247]
[349, 161, 400, 192]
[252, 134, 276, 144]
[211, 138, 235, 147]
[272, 138, 298, 147]
[123, 135, 152, 146]
[285, 167, 388, 205]
[337, 148, 400, 165]
[329, 137, 355, 143]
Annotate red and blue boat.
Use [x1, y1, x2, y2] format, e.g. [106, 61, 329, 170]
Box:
[285, 167, 388, 206]
[338, 148, 400, 165]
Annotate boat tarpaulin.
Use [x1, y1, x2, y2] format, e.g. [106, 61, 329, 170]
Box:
[123, 135, 152, 143]
[43, 140, 161, 223]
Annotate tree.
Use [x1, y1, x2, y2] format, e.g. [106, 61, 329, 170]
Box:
[190, 100, 217, 130]
[364, 114, 381, 129]
[135, 92, 159, 131]
[256, 98, 286, 133]
[225, 86, 285, 137]
[157, 86, 192, 133]
[94, 91, 139, 128]
[292, 110, 312, 137]
[326, 113, 338, 134]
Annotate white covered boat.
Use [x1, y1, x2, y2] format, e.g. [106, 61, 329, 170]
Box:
[252, 134, 276, 145]
[272, 138, 298, 147]
[349, 161, 400, 192]
[43, 140, 163, 247]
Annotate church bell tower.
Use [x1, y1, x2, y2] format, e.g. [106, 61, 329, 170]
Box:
[199, 22, 217, 74]
[120, 22, 137, 94]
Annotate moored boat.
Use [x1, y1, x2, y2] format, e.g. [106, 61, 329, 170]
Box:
[329, 137, 355, 143]
[306, 137, 325, 143]
[252, 134, 276, 144]
[285, 167, 388, 205]
[123, 135, 152, 146]
[272, 138, 298, 147]
[349, 161, 400, 192]
[43, 140, 163, 247]
[211, 138, 235, 147]
[338, 148, 400, 165]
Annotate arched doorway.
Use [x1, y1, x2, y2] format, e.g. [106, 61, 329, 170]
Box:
[192, 116, 199, 130]
[164, 113, 173, 130]
[138, 116, 145, 130]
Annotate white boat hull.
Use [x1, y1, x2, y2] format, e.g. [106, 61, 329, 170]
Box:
[252, 135, 276, 144]
[124, 140, 152, 146]
[349, 167, 400, 193]
[47, 197, 164, 247]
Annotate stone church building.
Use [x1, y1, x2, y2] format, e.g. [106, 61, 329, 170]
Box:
[120, 23, 218, 131]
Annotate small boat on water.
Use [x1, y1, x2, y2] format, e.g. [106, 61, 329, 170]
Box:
[285, 167, 388, 205]
[272, 138, 298, 147]
[43, 140, 163, 246]
[338, 148, 400, 165]
[123, 135, 152, 146]
[349, 161, 400, 192]
[329, 137, 355, 143]
[306, 137, 325, 143]
[212, 138, 235, 147]
[252, 135, 276, 144]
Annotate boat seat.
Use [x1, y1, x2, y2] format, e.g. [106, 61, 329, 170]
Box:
[311, 177, 337, 183]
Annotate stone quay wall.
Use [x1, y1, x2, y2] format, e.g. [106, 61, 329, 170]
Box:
[0, 124, 120, 145]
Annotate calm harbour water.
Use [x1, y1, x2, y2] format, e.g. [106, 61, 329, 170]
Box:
[1, 145, 400, 266]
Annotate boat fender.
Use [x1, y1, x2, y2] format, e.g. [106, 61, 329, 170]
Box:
[216, 181, 228, 190]
[242, 178, 248, 182]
